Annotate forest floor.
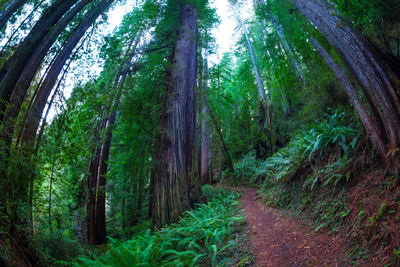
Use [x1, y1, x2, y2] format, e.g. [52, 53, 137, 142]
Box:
[241, 187, 349, 266]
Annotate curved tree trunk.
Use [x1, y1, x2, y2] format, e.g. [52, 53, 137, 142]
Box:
[86, 36, 142, 244]
[150, 3, 202, 228]
[0, 0, 79, 227]
[311, 38, 387, 157]
[290, 0, 400, 154]
[3, 0, 92, 131]
[0, 0, 78, 119]
[21, 0, 113, 147]
[0, 0, 26, 30]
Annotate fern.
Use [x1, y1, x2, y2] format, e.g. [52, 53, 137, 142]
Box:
[71, 186, 244, 267]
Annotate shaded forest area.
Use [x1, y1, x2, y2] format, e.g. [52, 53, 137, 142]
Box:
[0, 0, 400, 266]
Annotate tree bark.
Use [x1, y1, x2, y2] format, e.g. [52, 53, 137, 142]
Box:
[200, 55, 209, 184]
[234, 6, 274, 158]
[85, 33, 142, 244]
[235, 8, 268, 117]
[0, 0, 45, 57]
[3, 0, 92, 136]
[21, 0, 112, 147]
[150, 3, 202, 228]
[203, 93, 234, 173]
[290, 0, 400, 154]
[86, 140, 101, 245]
[0, 0, 26, 30]
[311, 38, 387, 157]
[264, 8, 305, 86]
[0, 0, 78, 120]
[95, 86, 122, 245]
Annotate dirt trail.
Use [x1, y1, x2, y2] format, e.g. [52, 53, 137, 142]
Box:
[241, 187, 347, 266]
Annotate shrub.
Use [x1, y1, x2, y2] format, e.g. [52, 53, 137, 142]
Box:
[29, 229, 83, 265]
[259, 109, 359, 187]
[70, 186, 244, 267]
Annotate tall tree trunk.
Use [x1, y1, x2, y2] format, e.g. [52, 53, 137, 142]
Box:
[150, 3, 202, 228]
[0, 0, 26, 30]
[290, 0, 400, 155]
[86, 131, 102, 245]
[311, 38, 386, 157]
[85, 33, 142, 244]
[95, 88, 122, 245]
[200, 56, 210, 184]
[0, 0, 45, 57]
[21, 0, 112, 147]
[203, 94, 234, 173]
[265, 11, 305, 86]
[234, 6, 274, 158]
[3, 0, 92, 135]
[236, 9, 269, 117]
[254, 0, 305, 86]
[0, 0, 79, 120]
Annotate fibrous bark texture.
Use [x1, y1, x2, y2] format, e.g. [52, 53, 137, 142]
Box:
[311, 38, 386, 157]
[150, 3, 202, 228]
[2, 0, 92, 132]
[21, 0, 113, 147]
[291, 0, 400, 156]
[0, 0, 78, 120]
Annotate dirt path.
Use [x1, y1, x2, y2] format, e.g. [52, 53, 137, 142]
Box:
[241, 187, 347, 266]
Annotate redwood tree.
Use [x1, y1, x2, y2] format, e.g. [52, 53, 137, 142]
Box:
[311, 38, 386, 157]
[0, 0, 26, 30]
[290, 0, 400, 158]
[150, 2, 203, 228]
[21, 0, 114, 148]
[200, 55, 210, 184]
[2, 0, 93, 133]
[0, 0, 87, 122]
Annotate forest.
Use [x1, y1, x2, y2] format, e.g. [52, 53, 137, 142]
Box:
[1, 0, 400, 266]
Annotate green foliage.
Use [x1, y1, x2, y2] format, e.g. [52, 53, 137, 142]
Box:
[70, 186, 245, 266]
[232, 109, 359, 188]
[333, 0, 400, 56]
[264, 109, 358, 184]
[303, 157, 351, 190]
[249, 109, 359, 235]
[259, 183, 294, 209]
[301, 110, 359, 161]
[231, 151, 262, 184]
[312, 193, 350, 232]
[29, 229, 83, 264]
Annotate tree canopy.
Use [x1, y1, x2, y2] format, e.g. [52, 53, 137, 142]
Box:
[1, 0, 400, 265]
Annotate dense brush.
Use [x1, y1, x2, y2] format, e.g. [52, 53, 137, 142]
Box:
[66, 186, 244, 267]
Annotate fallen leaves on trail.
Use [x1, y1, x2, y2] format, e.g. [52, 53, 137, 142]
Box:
[241, 187, 347, 266]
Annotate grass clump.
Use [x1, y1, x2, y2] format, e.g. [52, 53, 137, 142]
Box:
[69, 186, 247, 267]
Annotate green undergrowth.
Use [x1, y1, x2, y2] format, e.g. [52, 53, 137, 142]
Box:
[257, 110, 358, 231]
[65, 186, 250, 267]
[234, 109, 360, 231]
[233, 109, 359, 186]
[238, 109, 400, 263]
